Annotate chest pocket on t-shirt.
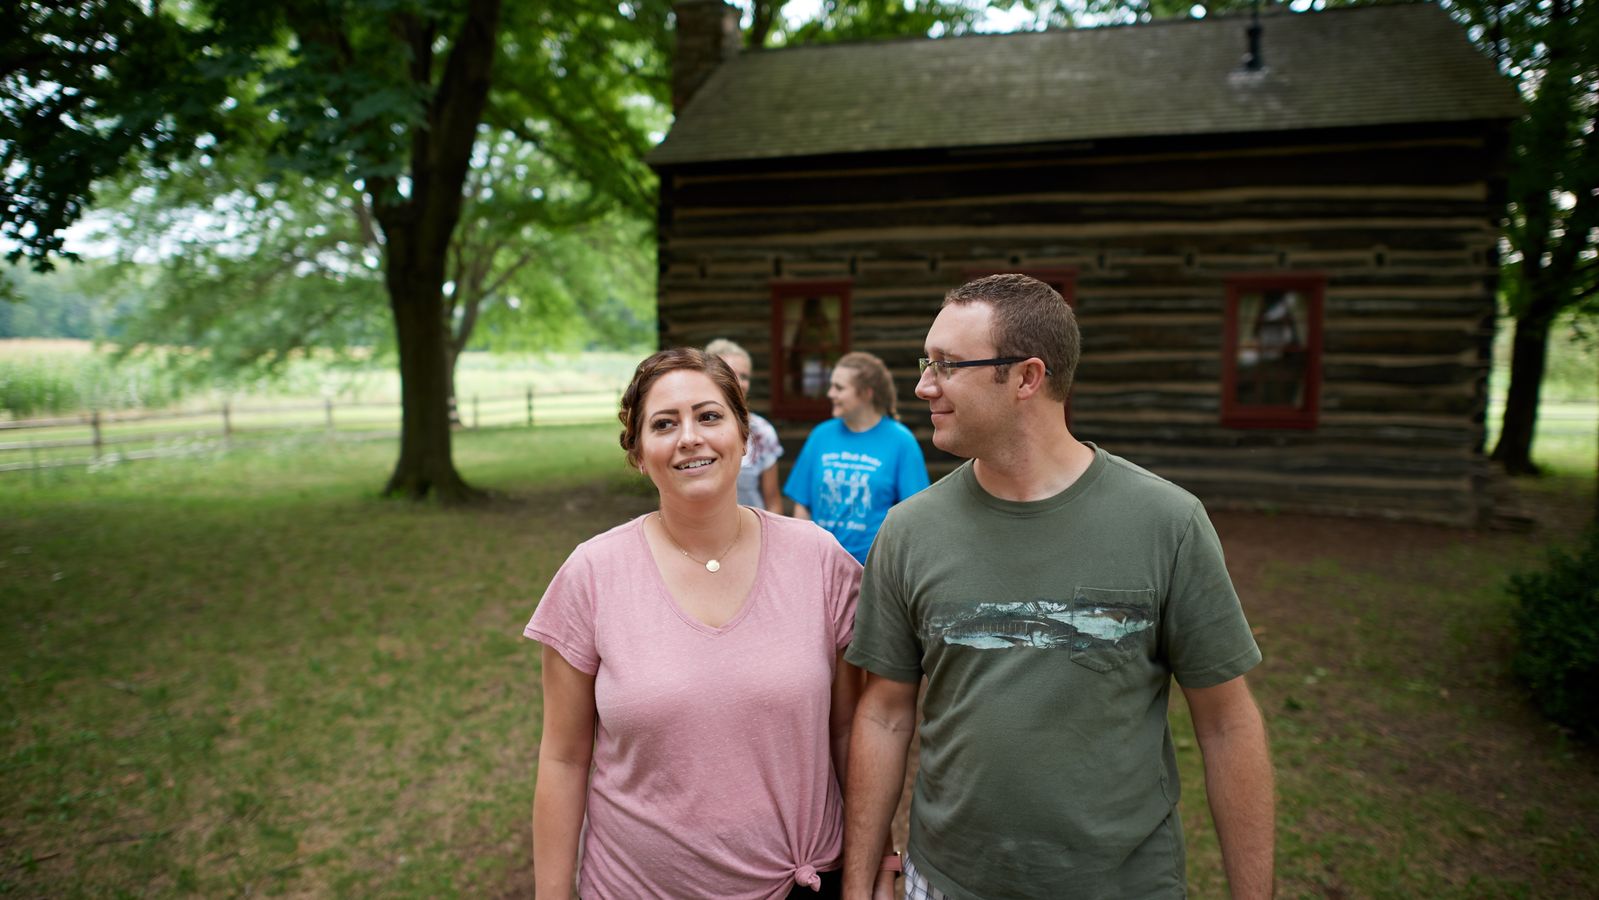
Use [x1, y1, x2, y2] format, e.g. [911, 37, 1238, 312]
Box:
[1066, 587, 1157, 674]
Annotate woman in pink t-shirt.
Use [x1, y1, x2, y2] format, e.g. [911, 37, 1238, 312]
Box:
[527, 348, 886, 899]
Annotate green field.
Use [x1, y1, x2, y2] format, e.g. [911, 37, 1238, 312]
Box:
[1491, 313, 1599, 404]
[0, 342, 642, 470]
[0, 340, 642, 417]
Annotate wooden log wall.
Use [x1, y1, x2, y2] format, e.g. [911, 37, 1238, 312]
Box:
[654, 129, 1506, 526]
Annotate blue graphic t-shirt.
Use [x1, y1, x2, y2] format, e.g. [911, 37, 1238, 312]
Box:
[783, 417, 929, 563]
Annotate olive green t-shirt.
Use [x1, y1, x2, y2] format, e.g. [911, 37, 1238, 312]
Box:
[845, 446, 1261, 899]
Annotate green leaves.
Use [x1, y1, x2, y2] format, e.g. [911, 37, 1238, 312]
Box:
[779, 0, 993, 45]
[5, 0, 661, 369]
[1447, 0, 1599, 316]
[486, 0, 668, 218]
[2, 1, 236, 269]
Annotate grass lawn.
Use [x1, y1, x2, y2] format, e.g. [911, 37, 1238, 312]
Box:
[1173, 489, 1599, 898]
[1, 426, 657, 897]
[3, 424, 1597, 897]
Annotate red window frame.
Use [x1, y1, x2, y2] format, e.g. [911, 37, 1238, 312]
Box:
[1221, 274, 1324, 429]
[769, 280, 852, 420]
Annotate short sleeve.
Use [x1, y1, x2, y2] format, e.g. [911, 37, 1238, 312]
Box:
[819, 528, 863, 650]
[749, 415, 783, 473]
[783, 427, 821, 507]
[524, 547, 601, 675]
[892, 426, 930, 503]
[1161, 504, 1262, 688]
[844, 511, 924, 682]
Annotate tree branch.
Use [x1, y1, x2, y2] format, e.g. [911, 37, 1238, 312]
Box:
[500, 96, 652, 216]
[479, 246, 537, 301]
[288, 13, 408, 232]
[352, 194, 382, 248]
[419, 0, 504, 250]
[749, 0, 778, 47]
[1543, 124, 1599, 287]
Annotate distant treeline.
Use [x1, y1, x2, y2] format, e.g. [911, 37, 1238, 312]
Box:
[2, 259, 654, 352]
[1, 264, 133, 340]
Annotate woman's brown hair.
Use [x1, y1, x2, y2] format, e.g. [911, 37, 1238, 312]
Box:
[834, 351, 898, 419]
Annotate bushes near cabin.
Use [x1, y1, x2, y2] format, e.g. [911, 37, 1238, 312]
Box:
[1509, 528, 1599, 742]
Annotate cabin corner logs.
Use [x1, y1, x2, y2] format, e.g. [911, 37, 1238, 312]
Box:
[653, 127, 1507, 527]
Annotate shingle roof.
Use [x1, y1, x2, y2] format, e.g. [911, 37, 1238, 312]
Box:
[648, 3, 1521, 167]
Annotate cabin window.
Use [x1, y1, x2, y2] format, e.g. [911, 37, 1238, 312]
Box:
[770, 280, 852, 420]
[1221, 276, 1323, 429]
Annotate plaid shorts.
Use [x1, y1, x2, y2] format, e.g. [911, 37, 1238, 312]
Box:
[902, 855, 951, 900]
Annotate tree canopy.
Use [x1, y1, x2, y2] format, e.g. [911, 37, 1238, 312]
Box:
[4, 0, 672, 500]
[1458, 0, 1598, 474]
[3, 0, 1008, 499]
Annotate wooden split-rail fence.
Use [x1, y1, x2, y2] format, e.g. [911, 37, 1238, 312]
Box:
[0, 386, 623, 474]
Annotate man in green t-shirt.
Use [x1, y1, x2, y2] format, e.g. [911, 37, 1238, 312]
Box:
[841, 275, 1274, 899]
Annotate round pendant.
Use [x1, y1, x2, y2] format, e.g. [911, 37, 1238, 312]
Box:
[705, 559, 721, 573]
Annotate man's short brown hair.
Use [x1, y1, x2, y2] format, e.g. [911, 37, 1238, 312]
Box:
[943, 274, 1079, 402]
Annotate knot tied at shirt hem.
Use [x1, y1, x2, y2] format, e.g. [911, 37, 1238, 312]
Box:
[792, 864, 821, 891]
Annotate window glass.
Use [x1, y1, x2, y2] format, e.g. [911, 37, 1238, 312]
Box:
[1222, 276, 1322, 429]
[1233, 288, 1308, 408]
[778, 291, 844, 403]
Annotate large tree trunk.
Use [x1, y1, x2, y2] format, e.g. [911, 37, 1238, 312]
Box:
[373, 0, 501, 502]
[383, 231, 480, 502]
[1492, 310, 1554, 476]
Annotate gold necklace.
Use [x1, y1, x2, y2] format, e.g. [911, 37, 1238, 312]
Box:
[656, 510, 743, 574]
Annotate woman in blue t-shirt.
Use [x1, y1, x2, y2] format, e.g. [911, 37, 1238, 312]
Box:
[784, 351, 930, 563]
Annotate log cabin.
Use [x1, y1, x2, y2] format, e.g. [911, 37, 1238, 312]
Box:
[647, 1, 1522, 526]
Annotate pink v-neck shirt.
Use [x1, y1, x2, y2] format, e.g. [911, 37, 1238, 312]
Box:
[525, 509, 862, 899]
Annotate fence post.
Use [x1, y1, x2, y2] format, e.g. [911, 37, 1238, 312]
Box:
[472, 394, 480, 430]
[90, 410, 103, 460]
[527, 386, 534, 427]
[325, 398, 335, 436]
[222, 401, 232, 440]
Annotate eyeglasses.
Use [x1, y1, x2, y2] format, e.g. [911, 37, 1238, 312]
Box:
[917, 357, 1053, 377]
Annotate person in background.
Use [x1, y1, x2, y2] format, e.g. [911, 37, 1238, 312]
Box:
[527, 348, 886, 899]
[784, 351, 929, 565]
[707, 338, 785, 514]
